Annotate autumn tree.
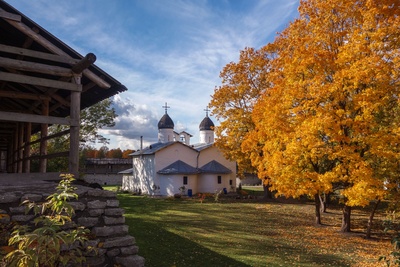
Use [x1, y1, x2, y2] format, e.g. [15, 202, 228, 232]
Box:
[243, 0, 400, 231]
[106, 148, 123, 158]
[82, 146, 97, 158]
[209, 47, 274, 197]
[122, 149, 134, 158]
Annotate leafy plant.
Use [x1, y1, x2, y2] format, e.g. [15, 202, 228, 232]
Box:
[178, 186, 186, 195]
[1, 174, 92, 267]
[214, 190, 223, 203]
[198, 193, 206, 203]
[380, 212, 400, 267]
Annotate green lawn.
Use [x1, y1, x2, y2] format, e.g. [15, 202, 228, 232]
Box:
[113, 192, 390, 267]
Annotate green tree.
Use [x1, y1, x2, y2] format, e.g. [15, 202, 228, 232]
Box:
[79, 98, 117, 146]
[31, 99, 117, 172]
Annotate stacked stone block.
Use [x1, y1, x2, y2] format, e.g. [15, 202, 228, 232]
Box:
[0, 183, 144, 267]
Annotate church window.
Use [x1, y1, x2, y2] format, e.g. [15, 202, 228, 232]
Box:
[217, 176, 222, 184]
[183, 176, 188, 185]
[229, 179, 232, 185]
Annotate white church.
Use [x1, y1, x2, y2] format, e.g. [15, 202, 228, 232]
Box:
[121, 104, 237, 196]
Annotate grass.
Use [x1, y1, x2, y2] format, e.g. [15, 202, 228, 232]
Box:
[109, 190, 392, 267]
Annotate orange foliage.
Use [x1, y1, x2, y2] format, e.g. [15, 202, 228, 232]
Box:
[241, 0, 400, 208]
[212, 0, 400, 218]
[209, 47, 273, 178]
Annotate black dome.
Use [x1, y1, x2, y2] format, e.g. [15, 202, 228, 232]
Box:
[199, 116, 214, 131]
[158, 113, 174, 129]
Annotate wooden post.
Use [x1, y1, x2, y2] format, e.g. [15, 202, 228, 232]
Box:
[23, 122, 31, 173]
[7, 141, 12, 173]
[69, 74, 81, 177]
[39, 100, 49, 173]
[12, 124, 18, 173]
[17, 122, 24, 173]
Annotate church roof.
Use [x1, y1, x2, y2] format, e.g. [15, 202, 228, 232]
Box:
[199, 116, 214, 131]
[157, 160, 199, 175]
[130, 142, 175, 156]
[158, 113, 174, 129]
[199, 160, 232, 174]
[192, 143, 213, 151]
[119, 168, 133, 174]
[180, 131, 193, 137]
[131, 141, 198, 156]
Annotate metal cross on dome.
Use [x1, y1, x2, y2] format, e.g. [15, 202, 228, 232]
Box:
[204, 106, 210, 117]
[162, 102, 170, 114]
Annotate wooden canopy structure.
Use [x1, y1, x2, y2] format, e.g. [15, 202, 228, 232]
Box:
[0, 1, 127, 177]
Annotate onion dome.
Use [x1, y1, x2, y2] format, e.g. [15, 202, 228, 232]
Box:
[158, 113, 174, 129]
[158, 102, 175, 129]
[199, 116, 214, 131]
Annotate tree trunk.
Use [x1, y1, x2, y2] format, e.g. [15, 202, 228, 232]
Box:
[314, 194, 322, 225]
[366, 200, 380, 239]
[340, 205, 351, 232]
[319, 193, 327, 213]
[263, 184, 273, 200]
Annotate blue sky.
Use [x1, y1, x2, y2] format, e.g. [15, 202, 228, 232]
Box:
[6, 0, 299, 150]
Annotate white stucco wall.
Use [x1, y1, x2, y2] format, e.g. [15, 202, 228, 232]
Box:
[159, 174, 197, 196]
[122, 142, 237, 196]
[155, 143, 198, 196]
[122, 155, 157, 195]
[155, 143, 198, 170]
[158, 128, 174, 143]
[198, 146, 237, 190]
[197, 173, 233, 193]
[199, 130, 214, 144]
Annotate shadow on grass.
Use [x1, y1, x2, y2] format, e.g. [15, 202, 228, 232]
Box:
[126, 218, 251, 267]
[118, 194, 356, 267]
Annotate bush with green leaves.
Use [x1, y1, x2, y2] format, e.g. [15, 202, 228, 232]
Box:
[1, 173, 93, 267]
[379, 212, 400, 267]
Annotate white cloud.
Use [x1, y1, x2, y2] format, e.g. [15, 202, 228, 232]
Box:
[6, 0, 299, 150]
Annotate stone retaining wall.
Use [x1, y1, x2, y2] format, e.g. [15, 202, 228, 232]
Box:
[0, 181, 144, 267]
[83, 173, 123, 186]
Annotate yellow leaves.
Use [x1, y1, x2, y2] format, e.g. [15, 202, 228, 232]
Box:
[250, 0, 398, 205]
[211, 0, 399, 209]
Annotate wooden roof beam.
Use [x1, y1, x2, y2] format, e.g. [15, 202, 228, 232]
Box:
[0, 8, 21, 21]
[0, 72, 82, 91]
[0, 56, 74, 77]
[0, 90, 51, 101]
[1, 11, 112, 89]
[0, 111, 70, 125]
[0, 44, 79, 64]
[72, 53, 96, 74]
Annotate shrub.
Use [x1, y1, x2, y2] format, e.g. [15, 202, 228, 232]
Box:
[380, 212, 400, 267]
[1, 174, 93, 267]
